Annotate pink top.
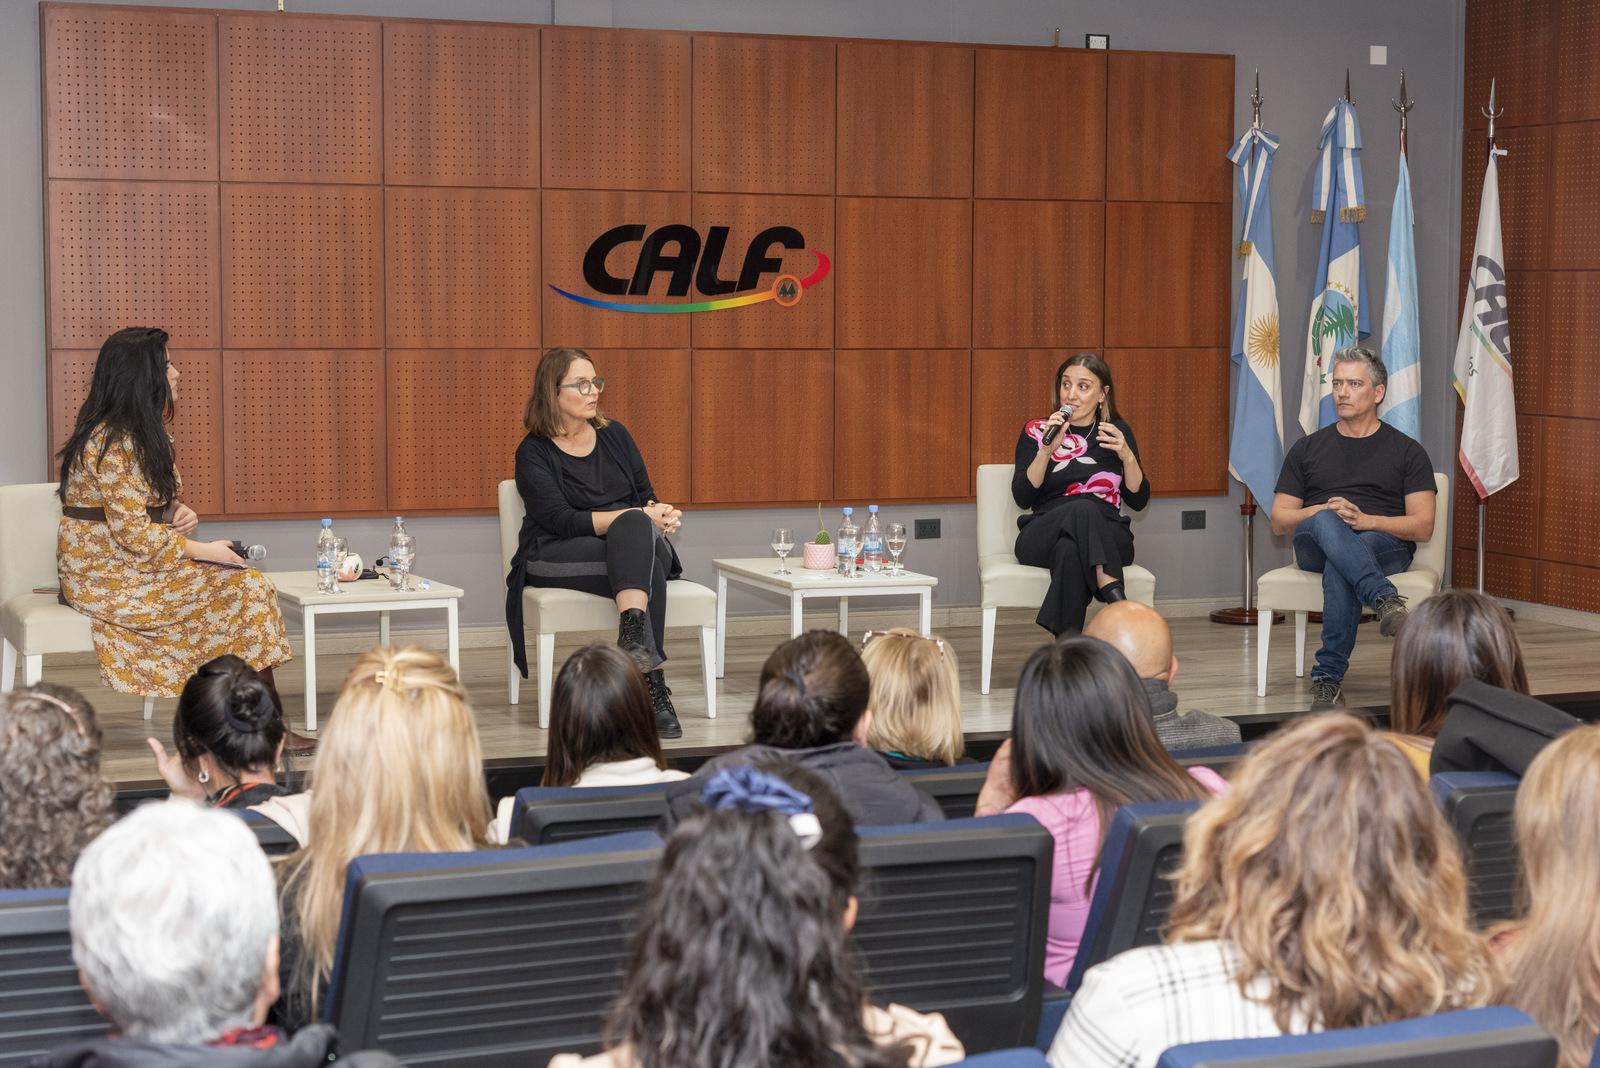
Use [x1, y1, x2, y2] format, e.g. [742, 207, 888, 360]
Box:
[1007, 766, 1229, 987]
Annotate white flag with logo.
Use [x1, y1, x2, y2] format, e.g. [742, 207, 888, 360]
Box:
[1452, 153, 1518, 499]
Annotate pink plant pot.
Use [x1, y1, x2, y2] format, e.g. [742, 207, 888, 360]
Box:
[802, 542, 835, 569]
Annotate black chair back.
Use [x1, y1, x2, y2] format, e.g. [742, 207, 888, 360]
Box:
[510, 784, 669, 844]
[0, 890, 106, 1067]
[1432, 771, 1521, 923]
[898, 764, 990, 820]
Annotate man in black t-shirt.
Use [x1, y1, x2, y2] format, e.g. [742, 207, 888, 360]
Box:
[1272, 347, 1437, 710]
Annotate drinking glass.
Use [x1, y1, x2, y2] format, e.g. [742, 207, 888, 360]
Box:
[771, 527, 794, 574]
[328, 537, 349, 594]
[389, 534, 416, 591]
[886, 523, 908, 575]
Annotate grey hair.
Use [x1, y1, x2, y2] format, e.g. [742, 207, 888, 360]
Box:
[69, 800, 277, 1043]
[1330, 345, 1388, 390]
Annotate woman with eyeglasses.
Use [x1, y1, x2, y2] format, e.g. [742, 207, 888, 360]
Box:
[508, 347, 687, 736]
[1012, 353, 1149, 635]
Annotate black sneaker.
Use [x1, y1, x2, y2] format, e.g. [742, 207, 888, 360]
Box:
[1376, 593, 1410, 637]
[1309, 677, 1345, 712]
[648, 669, 682, 739]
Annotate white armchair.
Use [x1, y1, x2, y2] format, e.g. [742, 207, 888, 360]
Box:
[1255, 472, 1450, 697]
[497, 480, 718, 728]
[975, 464, 1155, 694]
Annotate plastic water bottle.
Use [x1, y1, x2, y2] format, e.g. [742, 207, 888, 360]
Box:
[836, 508, 859, 577]
[389, 517, 416, 590]
[316, 518, 336, 592]
[862, 505, 884, 574]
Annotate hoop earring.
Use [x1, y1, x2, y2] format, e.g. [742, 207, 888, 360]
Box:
[198, 769, 209, 784]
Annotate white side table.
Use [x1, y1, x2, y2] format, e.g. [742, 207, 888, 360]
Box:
[266, 572, 465, 731]
[710, 558, 938, 679]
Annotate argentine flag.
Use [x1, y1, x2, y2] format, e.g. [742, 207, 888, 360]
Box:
[1379, 155, 1422, 440]
[1298, 98, 1370, 435]
[1225, 126, 1285, 513]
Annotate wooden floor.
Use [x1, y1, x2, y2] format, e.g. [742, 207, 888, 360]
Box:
[37, 610, 1600, 787]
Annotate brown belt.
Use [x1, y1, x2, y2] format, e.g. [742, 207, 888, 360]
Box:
[62, 504, 173, 524]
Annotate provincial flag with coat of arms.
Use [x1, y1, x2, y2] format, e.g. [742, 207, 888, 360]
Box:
[1225, 126, 1285, 513]
[1298, 98, 1371, 434]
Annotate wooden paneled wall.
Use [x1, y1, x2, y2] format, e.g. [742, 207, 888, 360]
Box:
[1454, 0, 1600, 613]
[41, 5, 1233, 517]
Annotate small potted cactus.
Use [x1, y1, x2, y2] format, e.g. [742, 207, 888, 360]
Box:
[802, 504, 834, 569]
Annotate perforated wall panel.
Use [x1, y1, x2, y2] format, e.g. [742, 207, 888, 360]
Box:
[1104, 203, 1231, 348]
[1485, 418, 1543, 554]
[1102, 349, 1230, 496]
[973, 200, 1104, 349]
[223, 350, 385, 514]
[974, 49, 1105, 200]
[386, 20, 538, 188]
[222, 184, 383, 349]
[692, 35, 834, 195]
[47, 180, 219, 350]
[836, 351, 970, 500]
[1540, 272, 1600, 417]
[219, 14, 381, 183]
[837, 42, 973, 199]
[692, 350, 833, 504]
[1555, 0, 1600, 123]
[1506, 271, 1548, 413]
[1538, 560, 1600, 612]
[690, 193, 833, 350]
[583, 349, 691, 505]
[43, 7, 216, 180]
[1549, 122, 1600, 269]
[1466, 126, 1550, 275]
[1464, 0, 1555, 130]
[836, 198, 970, 350]
[1536, 416, 1600, 567]
[1451, 550, 1536, 603]
[386, 187, 539, 349]
[970, 350, 1087, 469]
[543, 28, 690, 191]
[1106, 52, 1232, 203]
[388, 350, 537, 512]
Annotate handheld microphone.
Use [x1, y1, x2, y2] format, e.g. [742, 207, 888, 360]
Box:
[228, 541, 267, 563]
[1041, 403, 1073, 447]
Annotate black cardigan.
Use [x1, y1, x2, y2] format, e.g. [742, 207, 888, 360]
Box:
[505, 422, 682, 676]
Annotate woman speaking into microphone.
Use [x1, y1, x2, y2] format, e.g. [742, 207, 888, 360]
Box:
[1011, 353, 1150, 636]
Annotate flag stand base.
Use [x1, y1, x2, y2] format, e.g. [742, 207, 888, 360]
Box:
[1210, 607, 1285, 625]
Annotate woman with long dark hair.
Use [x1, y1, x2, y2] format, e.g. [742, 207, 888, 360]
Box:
[55, 328, 296, 740]
[1012, 353, 1150, 635]
[508, 347, 685, 736]
[975, 635, 1223, 986]
[541, 643, 688, 787]
[552, 763, 964, 1068]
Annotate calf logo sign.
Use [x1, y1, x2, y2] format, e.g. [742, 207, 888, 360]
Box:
[550, 224, 831, 313]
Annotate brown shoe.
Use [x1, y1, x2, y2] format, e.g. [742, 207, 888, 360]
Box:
[283, 729, 318, 754]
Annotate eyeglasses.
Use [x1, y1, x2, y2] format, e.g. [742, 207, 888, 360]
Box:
[861, 630, 947, 656]
[558, 378, 606, 396]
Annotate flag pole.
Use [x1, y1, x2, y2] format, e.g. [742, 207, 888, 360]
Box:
[1475, 79, 1505, 593]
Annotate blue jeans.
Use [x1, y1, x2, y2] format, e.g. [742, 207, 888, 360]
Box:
[1292, 509, 1414, 683]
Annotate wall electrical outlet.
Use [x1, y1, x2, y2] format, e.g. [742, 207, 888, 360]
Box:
[1181, 510, 1206, 530]
[914, 518, 941, 539]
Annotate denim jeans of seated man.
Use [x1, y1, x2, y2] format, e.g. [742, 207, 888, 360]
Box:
[1292, 508, 1415, 683]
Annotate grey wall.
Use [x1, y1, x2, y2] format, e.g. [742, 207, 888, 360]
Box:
[0, 0, 1466, 631]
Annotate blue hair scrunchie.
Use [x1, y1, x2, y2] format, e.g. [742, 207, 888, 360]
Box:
[701, 765, 823, 849]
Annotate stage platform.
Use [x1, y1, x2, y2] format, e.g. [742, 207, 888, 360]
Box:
[31, 612, 1600, 791]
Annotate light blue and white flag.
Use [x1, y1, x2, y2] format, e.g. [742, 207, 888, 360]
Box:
[1378, 154, 1422, 440]
[1225, 126, 1285, 513]
[1298, 98, 1371, 434]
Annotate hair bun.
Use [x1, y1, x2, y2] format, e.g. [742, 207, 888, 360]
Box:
[223, 676, 275, 734]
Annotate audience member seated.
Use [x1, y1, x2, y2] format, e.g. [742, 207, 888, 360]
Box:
[542, 644, 690, 788]
[1084, 601, 1242, 751]
[1046, 714, 1499, 1068]
[277, 647, 494, 1030]
[147, 654, 307, 844]
[1498, 723, 1600, 1068]
[663, 631, 943, 829]
[973, 635, 1224, 986]
[858, 627, 971, 769]
[1386, 588, 1529, 776]
[552, 764, 965, 1068]
[38, 800, 398, 1067]
[0, 682, 114, 889]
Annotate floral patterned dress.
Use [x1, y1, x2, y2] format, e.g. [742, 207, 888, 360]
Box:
[56, 428, 291, 696]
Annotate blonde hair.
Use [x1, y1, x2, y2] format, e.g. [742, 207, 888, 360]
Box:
[1503, 724, 1600, 1068]
[1166, 714, 1499, 1032]
[859, 629, 964, 766]
[279, 647, 492, 1019]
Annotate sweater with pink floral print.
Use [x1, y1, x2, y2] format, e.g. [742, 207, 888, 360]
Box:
[1011, 416, 1151, 516]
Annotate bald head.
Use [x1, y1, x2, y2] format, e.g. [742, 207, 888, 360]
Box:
[1084, 600, 1173, 681]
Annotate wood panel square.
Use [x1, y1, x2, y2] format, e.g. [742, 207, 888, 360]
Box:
[1540, 271, 1600, 418]
[836, 351, 969, 500]
[975, 48, 1105, 200]
[44, 6, 216, 180]
[691, 351, 832, 504]
[386, 20, 538, 187]
[1101, 348, 1229, 496]
[386, 188, 540, 349]
[692, 35, 833, 195]
[49, 349, 223, 515]
[1537, 559, 1600, 613]
[48, 180, 219, 350]
[837, 42, 972, 198]
[222, 184, 383, 349]
[1485, 417, 1543, 554]
[690, 194, 833, 349]
[1104, 203, 1231, 348]
[836, 198, 970, 349]
[973, 201, 1103, 348]
[542, 190, 692, 349]
[1555, 0, 1600, 123]
[219, 14, 380, 183]
[1451, 549, 1536, 602]
[1537, 416, 1600, 566]
[388, 350, 538, 512]
[581, 349, 691, 505]
[223, 350, 385, 514]
[1548, 122, 1600, 269]
[1465, 0, 1556, 130]
[544, 27, 690, 191]
[971, 350, 1088, 468]
[1106, 52, 1232, 203]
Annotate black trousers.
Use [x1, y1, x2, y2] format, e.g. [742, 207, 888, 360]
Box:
[1014, 497, 1134, 635]
[524, 509, 671, 666]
